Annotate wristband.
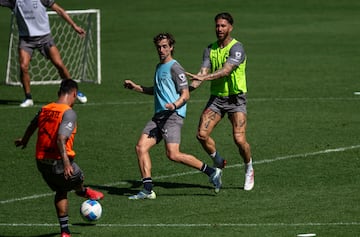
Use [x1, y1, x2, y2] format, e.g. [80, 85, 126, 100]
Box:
[172, 103, 177, 110]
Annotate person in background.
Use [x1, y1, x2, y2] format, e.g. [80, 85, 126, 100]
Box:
[124, 32, 222, 199]
[186, 12, 254, 191]
[0, 0, 87, 107]
[15, 79, 103, 237]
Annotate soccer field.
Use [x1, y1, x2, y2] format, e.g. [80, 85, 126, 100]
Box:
[1, 0, 360, 236]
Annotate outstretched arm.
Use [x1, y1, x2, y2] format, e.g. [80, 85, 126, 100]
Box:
[14, 113, 39, 149]
[186, 62, 236, 82]
[188, 67, 209, 91]
[51, 3, 86, 37]
[124, 80, 154, 95]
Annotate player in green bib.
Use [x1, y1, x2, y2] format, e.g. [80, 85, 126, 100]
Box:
[186, 12, 254, 191]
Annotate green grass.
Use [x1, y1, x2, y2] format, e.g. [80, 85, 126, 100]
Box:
[1, 0, 360, 236]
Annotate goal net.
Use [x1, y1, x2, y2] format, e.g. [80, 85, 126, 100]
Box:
[5, 9, 101, 85]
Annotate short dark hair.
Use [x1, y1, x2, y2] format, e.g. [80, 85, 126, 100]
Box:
[58, 79, 78, 96]
[215, 12, 234, 25]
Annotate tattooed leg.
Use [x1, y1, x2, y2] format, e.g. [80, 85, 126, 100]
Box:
[196, 108, 222, 154]
[230, 112, 251, 163]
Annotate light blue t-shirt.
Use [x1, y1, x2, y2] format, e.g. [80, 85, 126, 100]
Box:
[154, 59, 188, 118]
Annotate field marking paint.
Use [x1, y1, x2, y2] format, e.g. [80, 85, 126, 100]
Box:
[1, 144, 360, 205]
[0, 222, 359, 227]
[0, 193, 53, 204]
[103, 144, 360, 187]
[1, 144, 360, 229]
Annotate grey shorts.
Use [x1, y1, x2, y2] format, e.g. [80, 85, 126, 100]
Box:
[143, 111, 183, 144]
[205, 93, 247, 117]
[19, 34, 55, 58]
[36, 159, 84, 192]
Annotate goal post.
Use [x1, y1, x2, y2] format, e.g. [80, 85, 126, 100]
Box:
[5, 9, 101, 85]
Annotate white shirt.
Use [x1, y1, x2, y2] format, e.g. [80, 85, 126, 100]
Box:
[13, 0, 54, 37]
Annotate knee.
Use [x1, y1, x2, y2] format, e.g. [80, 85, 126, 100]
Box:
[196, 130, 208, 142]
[166, 150, 179, 162]
[135, 144, 145, 156]
[20, 62, 29, 73]
[52, 59, 67, 75]
[54, 61, 66, 70]
[234, 134, 248, 148]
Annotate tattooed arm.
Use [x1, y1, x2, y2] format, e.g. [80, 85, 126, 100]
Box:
[187, 62, 237, 82]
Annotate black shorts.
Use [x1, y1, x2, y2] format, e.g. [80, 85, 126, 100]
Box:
[36, 159, 84, 192]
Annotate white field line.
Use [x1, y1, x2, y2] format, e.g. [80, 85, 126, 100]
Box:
[0, 222, 359, 227]
[0, 193, 54, 204]
[1, 144, 360, 228]
[1, 144, 360, 205]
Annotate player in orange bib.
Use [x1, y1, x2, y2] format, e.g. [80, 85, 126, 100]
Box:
[15, 79, 103, 237]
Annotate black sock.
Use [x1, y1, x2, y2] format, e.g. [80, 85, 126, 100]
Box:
[58, 215, 70, 234]
[142, 177, 153, 193]
[25, 93, 32, 100]
[75, 188, 86, 197]
[201, 163, 215, 177]
[213, 151, 224, 164]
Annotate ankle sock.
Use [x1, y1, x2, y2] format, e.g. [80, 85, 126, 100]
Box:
[75, 188, 87, 197]
[59, 215, 70, 234]
[210, 151, 224, 165]
[201, 163, 215, 177]
[142, 177, 153, 193]
[245, 158, 253, 172]
[25, 93, 32, 100]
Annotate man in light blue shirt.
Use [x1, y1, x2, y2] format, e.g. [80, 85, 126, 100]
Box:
[124, 32, 222, 199]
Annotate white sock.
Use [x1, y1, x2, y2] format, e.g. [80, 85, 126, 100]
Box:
[245, 158, 253, 172]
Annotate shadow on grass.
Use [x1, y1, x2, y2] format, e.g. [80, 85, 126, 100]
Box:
[0, 99, 55, 106]
[0, 99, 22, 105]
[87, 179, 217, 197]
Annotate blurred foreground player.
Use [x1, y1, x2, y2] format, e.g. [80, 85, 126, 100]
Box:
[0, 0, 88, 107]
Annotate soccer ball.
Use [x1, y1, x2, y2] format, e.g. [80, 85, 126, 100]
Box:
[80, 200, 102, 221]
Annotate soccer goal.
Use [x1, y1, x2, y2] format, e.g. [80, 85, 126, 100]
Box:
[5, 9, 101, 85]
